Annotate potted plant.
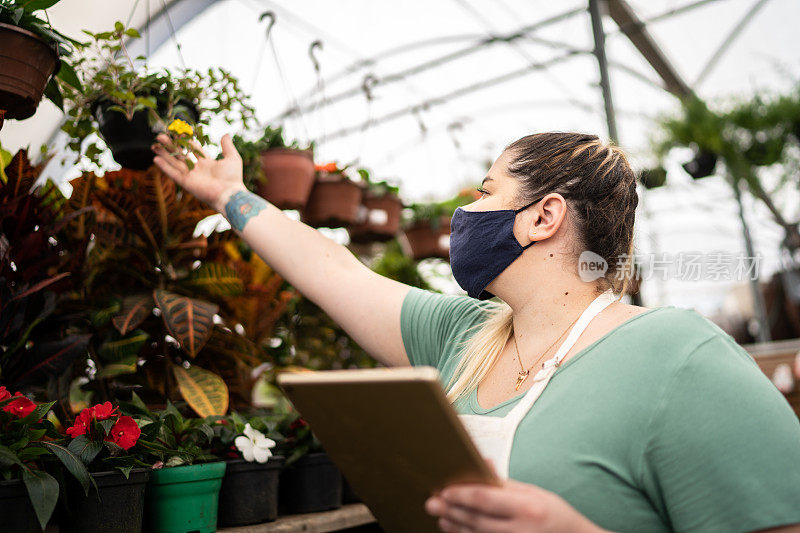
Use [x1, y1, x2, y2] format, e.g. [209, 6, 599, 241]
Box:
[0, 150, 92, 418]
[210, 412, 284, 526]
[348, 168, 403, 244]
[401, 187, 480, 261]
[276, 415, 342, 515]
[234, 125, 316, 210]
[60, 22, 255, 170]
[0, 0, 82, 129]
[58, 401, 150, 533]
[121, 395, 226, 533]
[0, 387, 93, 533]
[301, 163, 366, 229]
[57, 165, 294, 418]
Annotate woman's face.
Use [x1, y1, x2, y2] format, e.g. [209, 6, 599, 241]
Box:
[463, 150, 521, 212]
[460, 149, 568, 254]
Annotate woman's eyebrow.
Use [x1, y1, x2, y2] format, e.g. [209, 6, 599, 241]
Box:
[481, 177, 494, 185]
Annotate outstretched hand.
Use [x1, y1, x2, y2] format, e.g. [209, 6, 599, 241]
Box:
[151, 133, 246, 212]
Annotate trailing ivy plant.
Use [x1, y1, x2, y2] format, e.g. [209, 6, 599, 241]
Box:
[58, 22, 256, 169]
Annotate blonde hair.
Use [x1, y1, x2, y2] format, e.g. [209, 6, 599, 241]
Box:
[444, 132, 638, 404]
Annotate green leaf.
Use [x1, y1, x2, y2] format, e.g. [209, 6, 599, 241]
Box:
[56, 60, 83, 92]
[114, 21, 124, 33]
[124, 28, 141, 38]
[43, 77, 64, 111]
[0, 445, 23, 468]
[22, 469, 58, 531]
[23, 0, 62, 11]
[99, 418, 116, 435]
[19, 402, 55, 425]
[38, 442, 92, 496]
[67, 435, 103, 466]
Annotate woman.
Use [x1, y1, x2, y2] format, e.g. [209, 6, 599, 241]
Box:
[152, 131, 800, 532]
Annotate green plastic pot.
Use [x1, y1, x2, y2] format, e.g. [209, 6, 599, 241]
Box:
[143, 462, 226, 533]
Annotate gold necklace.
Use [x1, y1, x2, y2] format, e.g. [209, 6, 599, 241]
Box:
[512, 313, 582, 391]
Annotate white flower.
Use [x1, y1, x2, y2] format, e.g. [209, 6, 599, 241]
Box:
[234, 423, 276, 463]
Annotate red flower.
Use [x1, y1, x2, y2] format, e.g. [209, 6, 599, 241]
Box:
[0, 386, 11, 402]
[66, 408, 94, 437]
[314, 162, 338, 173]
[66, 402, 119, 438]
[91, 402, 118, 421]
[289, 418, 309, 432]
[105, 416, 140, 450]
[2, 392, 36, 418]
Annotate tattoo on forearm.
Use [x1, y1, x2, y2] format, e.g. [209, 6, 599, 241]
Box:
[224, 190, 268, 231]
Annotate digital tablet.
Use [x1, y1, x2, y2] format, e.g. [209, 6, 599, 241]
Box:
[277, 366, 500, 533]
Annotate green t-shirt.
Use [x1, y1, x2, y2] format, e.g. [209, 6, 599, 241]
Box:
[400, 287, 800, 533]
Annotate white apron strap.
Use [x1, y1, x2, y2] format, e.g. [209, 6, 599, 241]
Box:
[505, 289, 617, 423]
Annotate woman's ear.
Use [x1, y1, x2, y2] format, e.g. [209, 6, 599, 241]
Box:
[527, 193, 567, 242]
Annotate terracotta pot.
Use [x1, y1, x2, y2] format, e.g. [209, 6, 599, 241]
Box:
[0, 23, 60, 121]
[348, 192, 404, 243]
[256, 148, 316, 210]
[401, 216, 451, 260]
[302, 172, 365, 229]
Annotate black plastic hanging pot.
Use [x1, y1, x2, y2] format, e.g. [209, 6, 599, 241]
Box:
[278, 452, 342, 515]
[682, 150, 717, 179]
[217, 456, 285, 527]
[92, 96, 199, 170]
[639, 166, 667, 189]
[57, 468, 151, 533]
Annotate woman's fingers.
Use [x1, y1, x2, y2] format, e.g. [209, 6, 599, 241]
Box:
[438, 503, 514, 532]
[152, 143, 188, 174]
[188, 138, 208, 159]
[153, 155, 187, 185]
[220, 133, 240, 160]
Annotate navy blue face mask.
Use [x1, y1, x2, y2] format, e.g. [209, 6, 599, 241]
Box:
[449, 195, 545, 300]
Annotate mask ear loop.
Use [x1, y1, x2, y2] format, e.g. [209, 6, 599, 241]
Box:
[515, 195, 546, 250]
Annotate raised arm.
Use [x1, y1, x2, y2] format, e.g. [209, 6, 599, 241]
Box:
[151, 133, 412, 367]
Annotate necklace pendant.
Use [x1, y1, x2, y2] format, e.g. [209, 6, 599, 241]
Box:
[515, 370, 530, 391]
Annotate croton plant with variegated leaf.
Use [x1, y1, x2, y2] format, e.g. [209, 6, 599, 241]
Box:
[57, 163, 293, 417]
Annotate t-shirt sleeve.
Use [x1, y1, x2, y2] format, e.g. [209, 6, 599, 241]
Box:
[639, 333, 800, 533]
[399, 287, 493, 369]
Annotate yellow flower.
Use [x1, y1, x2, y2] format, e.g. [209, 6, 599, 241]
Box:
[167, 118, 194, 136]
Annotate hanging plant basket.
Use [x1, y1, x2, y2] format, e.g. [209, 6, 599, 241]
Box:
[92, 97, 199, 170]
[682, 150, 717, 179]
[58, 468, 151, 533]
[301, 172, 366, 229]
[217, 456, 285, 527]
[143, 462, 226, 533]
[278, 452, 342, 515]
[0, 478, 42, 533]
[256, 148, 316, 210]
[401, 215, 451, 261]
[348, 191, 404, 244]
[0, 22, 60, 123]
[639, 166, 667, 189]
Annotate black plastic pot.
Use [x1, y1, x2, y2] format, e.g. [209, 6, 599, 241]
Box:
[639, 166, 667, 189]
[278, 452, 342, 515]
[58, 468, 150, 533]
[342, 476, 362, 504]
[682, 150, 717, 179]
[92, 97, 199, 170]
[0, 478, 40, 533]
[217, 456, 285, 527]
